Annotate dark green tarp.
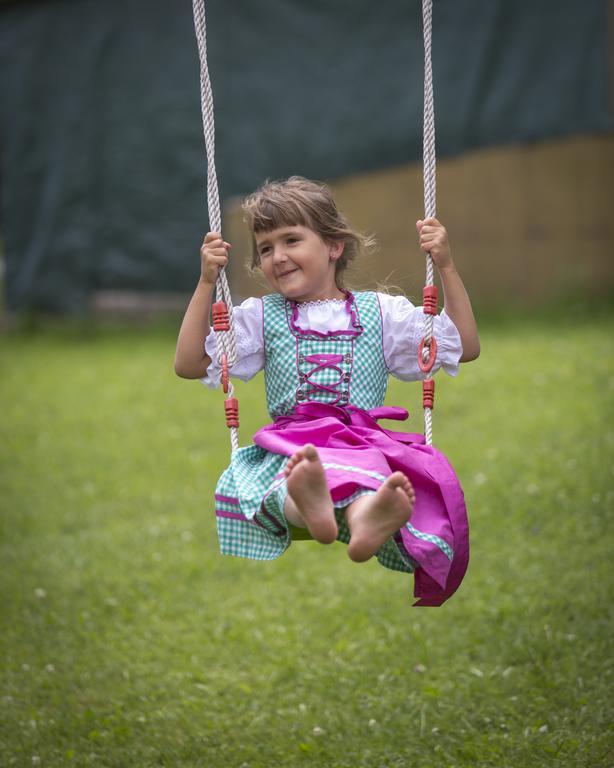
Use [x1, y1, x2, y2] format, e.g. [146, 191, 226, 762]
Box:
[0, 0, 611, 311]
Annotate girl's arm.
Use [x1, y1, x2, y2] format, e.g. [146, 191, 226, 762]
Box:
[174, 232, 230, 379]
[416, 218, 480, 362]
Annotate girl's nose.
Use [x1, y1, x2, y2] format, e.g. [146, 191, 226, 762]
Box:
[272, 246, 287, 262]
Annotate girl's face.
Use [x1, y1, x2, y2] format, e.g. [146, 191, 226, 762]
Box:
[254, 225, 344, 302]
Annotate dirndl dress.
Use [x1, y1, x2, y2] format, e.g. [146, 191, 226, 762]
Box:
[207, 290, 469, 606]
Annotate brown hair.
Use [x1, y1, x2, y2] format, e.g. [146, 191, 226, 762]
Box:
[242, 176, 375, 287]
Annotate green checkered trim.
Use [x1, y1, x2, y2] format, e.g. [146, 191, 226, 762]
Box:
[215, 445, 291, 560]
[352, 291, 388, 409]
[322, 461, 388, 484]
[263, 293, 295, 416]
[405, 522, 454, 560]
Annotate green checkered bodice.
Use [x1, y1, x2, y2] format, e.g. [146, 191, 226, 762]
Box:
[262, 291, 388, 418]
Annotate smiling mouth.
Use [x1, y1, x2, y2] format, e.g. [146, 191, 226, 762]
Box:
[277, 269, 299, 279]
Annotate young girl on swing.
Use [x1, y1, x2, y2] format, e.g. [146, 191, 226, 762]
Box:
[175, 176, 479, 605]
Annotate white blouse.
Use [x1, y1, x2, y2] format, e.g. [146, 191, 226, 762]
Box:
[201, 293, 463, 388]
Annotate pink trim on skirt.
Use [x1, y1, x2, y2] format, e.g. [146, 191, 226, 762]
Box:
[254, 402, 469, 607]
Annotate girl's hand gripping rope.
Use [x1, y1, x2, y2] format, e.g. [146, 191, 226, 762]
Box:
[416, 218, 453, 272]
[415, 218, 480, 363]
[201, 231, 231, 285]
[174, 232, 231, 380]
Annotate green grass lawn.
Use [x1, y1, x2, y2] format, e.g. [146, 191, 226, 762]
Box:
[1, 310, 613, 767]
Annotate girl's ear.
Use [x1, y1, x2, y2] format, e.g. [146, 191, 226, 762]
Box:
[329, 240, 345, 262]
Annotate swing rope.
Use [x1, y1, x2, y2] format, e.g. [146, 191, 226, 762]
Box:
[191, 0, 438, 450]
[420, 0, 437, 446]
[192, 0, 239, 453]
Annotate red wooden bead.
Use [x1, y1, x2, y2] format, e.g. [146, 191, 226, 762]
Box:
[212, 301, 230, 331]
[422, 379, 435, 410]
[224, 397, 239, 428]
[423, 285, 439, 315]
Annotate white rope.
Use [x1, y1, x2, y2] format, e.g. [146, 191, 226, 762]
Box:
[422, 0, 436, 446]
[192, 0, 239, 453]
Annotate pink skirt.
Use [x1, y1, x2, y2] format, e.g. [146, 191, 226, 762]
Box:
[254, 402, 469, 607]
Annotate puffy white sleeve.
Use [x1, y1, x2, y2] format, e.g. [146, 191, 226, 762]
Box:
[378, 292, 463, 380]
[200, 296, 265, 389]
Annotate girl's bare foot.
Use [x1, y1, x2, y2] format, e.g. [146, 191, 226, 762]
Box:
[346, 472, 415, 562]
[284, 444, 337, 544]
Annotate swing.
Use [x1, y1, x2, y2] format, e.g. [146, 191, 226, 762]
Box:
[191, 1, 463, 591]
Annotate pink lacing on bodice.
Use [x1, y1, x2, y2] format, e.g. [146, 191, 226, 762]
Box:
[297, 352, 351, 406]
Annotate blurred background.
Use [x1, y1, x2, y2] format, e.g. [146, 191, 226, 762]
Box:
[0, 0, 612, 318]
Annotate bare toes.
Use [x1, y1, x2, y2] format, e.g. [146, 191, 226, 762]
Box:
[284, 451, 302, 474]
[302, 444, 318, 461]
[386, 471, 408, 490]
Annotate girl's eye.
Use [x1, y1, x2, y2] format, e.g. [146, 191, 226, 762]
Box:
[287, 237, 299, 245]
[259, 246, 271, 256]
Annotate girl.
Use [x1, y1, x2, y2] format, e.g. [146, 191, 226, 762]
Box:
[175, 176, 479, 606]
